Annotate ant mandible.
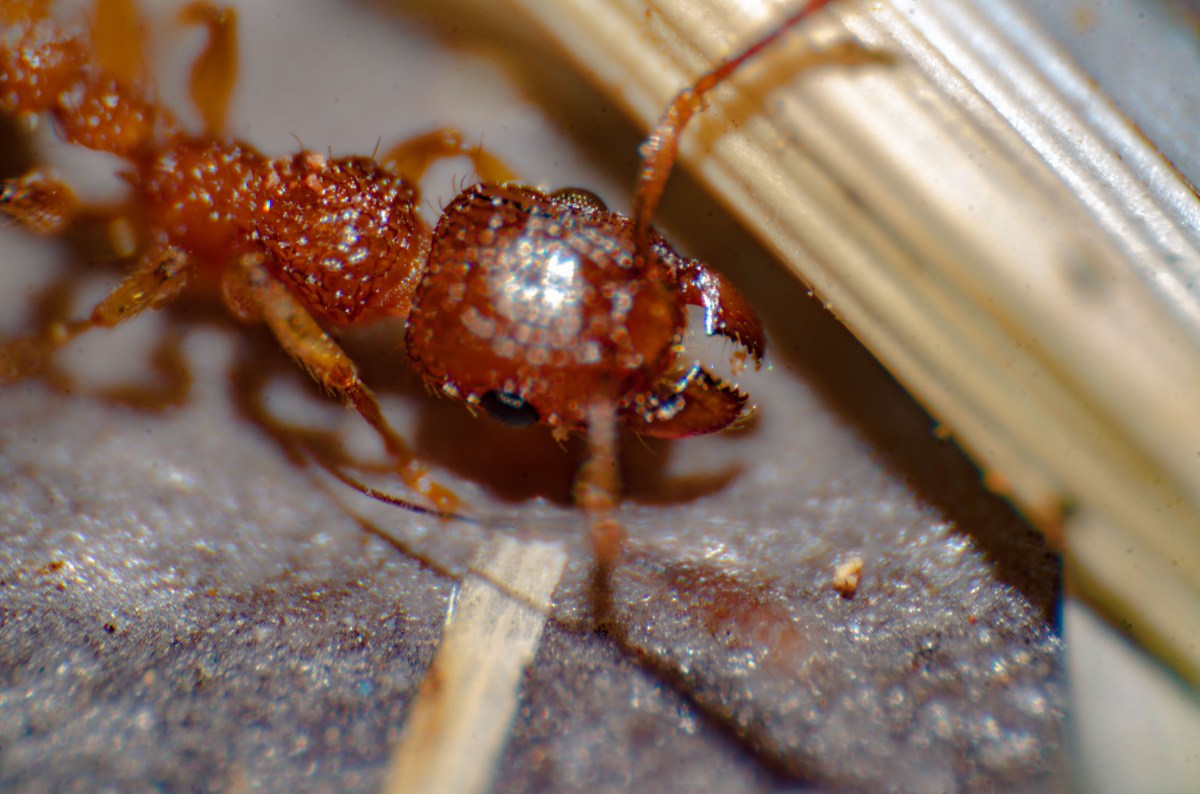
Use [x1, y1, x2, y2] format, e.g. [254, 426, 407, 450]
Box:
[1, 0, 837, 576]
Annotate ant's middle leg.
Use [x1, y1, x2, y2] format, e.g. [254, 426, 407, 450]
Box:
[178, 2, 238, 137]
[0, 172, 78, 235]
[90, 0, 147, 89]
[89, 0, 237, 140]
[221, 253, 462, 516]
[379, 128, 518, 186]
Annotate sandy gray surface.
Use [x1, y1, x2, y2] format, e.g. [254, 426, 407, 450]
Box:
[0, 1, 1063, 791]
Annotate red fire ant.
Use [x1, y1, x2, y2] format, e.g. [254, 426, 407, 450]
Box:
[1, 0, 836, 581]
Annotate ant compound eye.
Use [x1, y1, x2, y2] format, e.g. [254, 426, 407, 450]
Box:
[480, 390, 540, 427]
[550, 187, 608, 214]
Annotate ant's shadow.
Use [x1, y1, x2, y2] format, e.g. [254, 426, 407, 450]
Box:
[411, 397, 744, 507]
[334, 324, 746, 507]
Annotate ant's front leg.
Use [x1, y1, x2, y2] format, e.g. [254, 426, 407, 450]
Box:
[574, 392, 625, 630]
[220, 253, 462, 516]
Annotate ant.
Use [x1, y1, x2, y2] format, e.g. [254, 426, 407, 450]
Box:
[1, 0, 837, 598]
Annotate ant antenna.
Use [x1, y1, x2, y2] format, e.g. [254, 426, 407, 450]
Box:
[304, 447, 474, 523]
[633, 0, 837, 254]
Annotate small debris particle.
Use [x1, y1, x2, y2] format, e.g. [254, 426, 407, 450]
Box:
[832, 556, 864, 598]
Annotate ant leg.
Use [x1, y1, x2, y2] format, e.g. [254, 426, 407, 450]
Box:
[90, 0, 146, 88]
[379, 128, 518, 186]
[632, 0, 837, 252]
[0, 239, 190, 381]
[1, 171, 78, 235]
[92, 0, 240, 136]
[178, 2, 238, 137]
[222, 254, 462, 515]
[574, 393, 625, 629]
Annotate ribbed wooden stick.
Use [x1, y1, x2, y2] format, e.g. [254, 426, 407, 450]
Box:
[383, 537, 567, 794]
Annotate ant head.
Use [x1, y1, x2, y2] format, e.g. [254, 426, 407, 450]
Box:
[405, 182, 685, 434]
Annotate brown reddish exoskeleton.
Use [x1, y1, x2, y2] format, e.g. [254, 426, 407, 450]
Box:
[0, 0, 836, 589]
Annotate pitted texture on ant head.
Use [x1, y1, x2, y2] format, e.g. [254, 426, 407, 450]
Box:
[406, 184, 681, 433]
[406, 183, 760, 438]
